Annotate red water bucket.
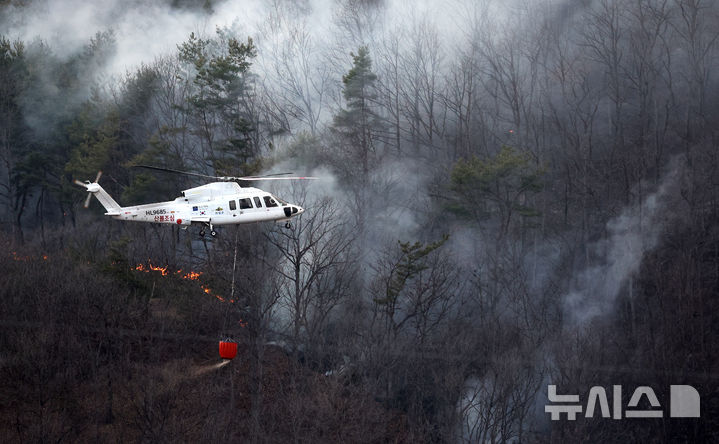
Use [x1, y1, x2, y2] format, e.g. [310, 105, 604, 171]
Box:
[219, 341, 238, 360]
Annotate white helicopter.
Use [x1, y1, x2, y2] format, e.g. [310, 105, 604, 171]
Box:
[74, 166, 316, 237]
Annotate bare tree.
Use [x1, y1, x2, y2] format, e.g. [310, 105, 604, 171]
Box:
[259, 3, 332, 136]
[265, 195, 356, 363]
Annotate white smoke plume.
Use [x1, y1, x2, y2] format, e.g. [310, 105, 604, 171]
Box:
[2, 0, 463, 74]
[564, 156, 687, 324]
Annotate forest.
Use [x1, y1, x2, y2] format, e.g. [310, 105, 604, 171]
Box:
[1, 0, 718, 442]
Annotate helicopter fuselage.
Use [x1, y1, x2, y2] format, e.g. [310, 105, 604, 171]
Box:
[93, 182, 303, 228]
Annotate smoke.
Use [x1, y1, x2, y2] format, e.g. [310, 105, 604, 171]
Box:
[3, 0, 248, 71]
[1, 0, 460, 75]
[1, 0, 485, 145]
[0, 0, 580, 155]
[564, 156, 687, 324]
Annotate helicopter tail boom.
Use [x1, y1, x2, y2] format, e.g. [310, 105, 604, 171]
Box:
[74, 180, 122, 215]
[88, 183, 122, 215]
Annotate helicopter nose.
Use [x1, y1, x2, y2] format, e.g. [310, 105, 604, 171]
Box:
[292, 206, 303, 215]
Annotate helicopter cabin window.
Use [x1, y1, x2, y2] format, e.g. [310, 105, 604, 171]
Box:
[229, 200, 237, 211]
[263, 196, 278, 207]
[239, 198, 252, 209]
[254, 196, 262, 208]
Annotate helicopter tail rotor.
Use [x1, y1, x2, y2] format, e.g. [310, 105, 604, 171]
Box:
[73, 171, 105, 208]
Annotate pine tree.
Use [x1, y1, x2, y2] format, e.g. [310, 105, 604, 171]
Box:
[177, 30, 258, 176]
[450, 145, 543, 240]
[332, 46, 383, 184]
[0, 37, 29, 240]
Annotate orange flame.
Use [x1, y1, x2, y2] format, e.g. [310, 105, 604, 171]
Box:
[148, 263, 169, 276]
[135, 261, 196, 278]
[10, 252, 47, 262]
[183, 271, 202, 280]
[131, 261, 232, 304]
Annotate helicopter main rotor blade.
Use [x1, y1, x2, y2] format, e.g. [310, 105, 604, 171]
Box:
[236, 176, 319, 181]
[132, 165, 220, 180]
[133, 165, 317, 181]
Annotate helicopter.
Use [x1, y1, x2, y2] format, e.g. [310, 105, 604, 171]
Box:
[74, 166, 317, 237]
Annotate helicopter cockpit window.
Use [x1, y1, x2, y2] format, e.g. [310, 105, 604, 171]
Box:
[275, 196, 288, 206]
[229, 200, 237, 211]
[263, 195, 278, 207]
[239, 198, 252, 209]
[254, 196, 262, 208]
